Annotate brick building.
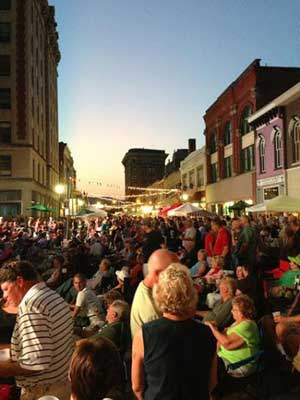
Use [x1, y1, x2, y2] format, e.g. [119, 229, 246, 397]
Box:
[203, 59, 300, 214]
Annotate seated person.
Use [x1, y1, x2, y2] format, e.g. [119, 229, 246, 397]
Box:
[190, 249, 208, 277]
[102, 289, 124, 310]
[236, 265, 262, 310]
[85, 300, 130, 353]
[129, 253, 144, 289]
[196, 277, 237, 330]
[269, 255, 300, 298]
[204, 256, 225, 284]
[205, 295, 260, 378]
[194, 256, 225, 294]
[69, 337, 124, 400]
[46, 255, 65, 289]
[111, 267, 130, 295]
[71, 273, 105, 332]
[86, 258, 112, 291]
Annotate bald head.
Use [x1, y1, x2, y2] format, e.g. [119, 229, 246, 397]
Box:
[146, 249, 179, 286]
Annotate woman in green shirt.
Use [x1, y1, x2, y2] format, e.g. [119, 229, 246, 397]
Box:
[205, 294, 260, 377]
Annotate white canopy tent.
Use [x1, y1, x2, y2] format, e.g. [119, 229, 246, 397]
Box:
[168, 202, 202, 217]
[76, 206, 107, 218]
[246, 195, 300, 213]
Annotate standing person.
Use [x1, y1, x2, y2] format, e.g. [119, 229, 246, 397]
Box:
[132, 263, 217, 400]
[211, 217, 231, 267]
[205, 228, 215, 268]
[0, 261, 73, 400]
[130, 249, 178, 337]
[235, 215, 257, 270]
[290, 221, 300, 256]
[182, 219, 197, 252]
[231, 217, 242, 269]
[142, 218, 164, 263]
[69, 338, 124, 400]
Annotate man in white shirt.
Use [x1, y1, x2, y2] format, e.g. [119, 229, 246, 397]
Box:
[182, 220, 196, 252]
[72, 273, 104, 330]
[0, 261, 73, 400]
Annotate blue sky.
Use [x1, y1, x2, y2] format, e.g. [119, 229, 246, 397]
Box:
[50, 0, 300, 197]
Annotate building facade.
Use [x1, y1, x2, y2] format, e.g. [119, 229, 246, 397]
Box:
[180, 146, 206, 207]
[248, 82, 300, 202]
[0, 0, 60, 216]
[203, 59, 300, 214]
[249, 106, 285, 203]
[122, 148, 167, 196]
[58, 142, 79, 216]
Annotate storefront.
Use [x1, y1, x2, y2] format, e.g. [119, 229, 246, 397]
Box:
[256, 174, 285, 203]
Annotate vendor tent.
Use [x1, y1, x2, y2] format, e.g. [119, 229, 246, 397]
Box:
[159, 202, 182, 217]
[245, 203, 266, 213]
[27, 204, 54, 212]
[77, 206, 107, 218]
[246, 195, 300, 213]
[168, 202, 202, 217]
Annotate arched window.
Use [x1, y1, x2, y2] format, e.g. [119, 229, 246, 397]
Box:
[273, 127, 282, 169]
[289, 116, 300, 163]
[258, 135, 266, 173]
[223, 121, 232, 146]
[209, 131, 217, 154]
[240, 105, 253, 136]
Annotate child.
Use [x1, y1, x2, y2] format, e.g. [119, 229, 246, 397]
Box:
[190, 249, 208, 277]
[194, 255, 224, 294]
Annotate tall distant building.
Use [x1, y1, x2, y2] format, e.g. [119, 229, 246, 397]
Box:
[0, 0, 60, 216]
[122, 149, 168, 196]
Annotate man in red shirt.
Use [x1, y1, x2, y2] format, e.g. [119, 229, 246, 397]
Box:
[211, 218, 231, 267]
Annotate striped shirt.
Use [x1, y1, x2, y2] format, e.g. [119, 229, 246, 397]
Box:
[11, 282, 74, 387]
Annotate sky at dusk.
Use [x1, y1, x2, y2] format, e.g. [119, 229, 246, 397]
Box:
[50, 0, 300, 198]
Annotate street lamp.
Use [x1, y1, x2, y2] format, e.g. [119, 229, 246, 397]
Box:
[55, 184, 65, 217]
[182, 193, 189, 202]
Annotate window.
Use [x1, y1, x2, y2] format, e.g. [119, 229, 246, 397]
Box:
[209, 132, 217, 153]
[182, 174, 187, 190]
[289, 116, 300, 163]
[0, 55, 10, 76]
[189, 170, 195, 188]
[264, 186, 279, 201]
[223, 121, 232, 146]
[0, 122, 11, 143]
[224, 156, 232, 178]
[273, 127, 282, 169]
[0, 23, 10, 42]
[258, 135, 266, 173]
[0, 0, 11, 10]
[38, 163, 40, 182]
[196, 166, 204, 187]
[32, 96, 34, 117]
[211, 163, 218, 183]
[241, 145, 255, 172]
[0, 190, 21, 202]
[0, 155, 11, 176]
[240, 105, 252, 136]
[32, 159, 35, 180]
[0, 88, 11, 109]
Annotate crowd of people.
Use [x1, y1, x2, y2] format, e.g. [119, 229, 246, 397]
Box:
[1, 212, 300, 399]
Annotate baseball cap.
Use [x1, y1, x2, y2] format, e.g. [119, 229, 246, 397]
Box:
[288, 255, 300, 266]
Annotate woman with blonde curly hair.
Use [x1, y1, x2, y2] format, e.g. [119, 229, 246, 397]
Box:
[132, 263, 217, 400]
